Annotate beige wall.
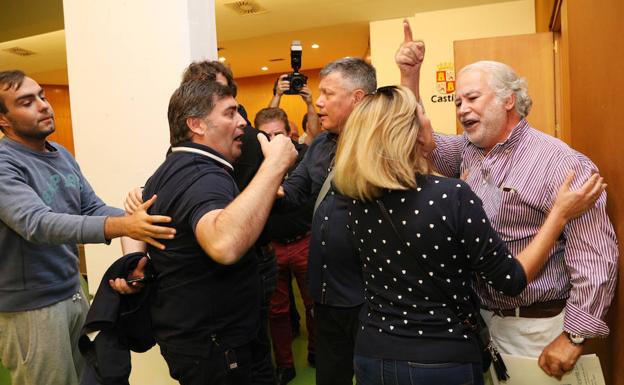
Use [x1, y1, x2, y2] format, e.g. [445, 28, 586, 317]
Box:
[64, 0, 217, 383]
[370, 0, 535, 134]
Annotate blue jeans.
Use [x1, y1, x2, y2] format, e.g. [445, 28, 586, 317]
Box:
[354, 355, 484, 385]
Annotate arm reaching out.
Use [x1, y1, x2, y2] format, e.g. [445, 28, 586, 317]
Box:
[515, 171, 605, 281]
[105, 195, 176, 250]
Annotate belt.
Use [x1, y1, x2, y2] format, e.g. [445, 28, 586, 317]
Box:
[485, 299, 566, 318]
[273, 232, 310, 245]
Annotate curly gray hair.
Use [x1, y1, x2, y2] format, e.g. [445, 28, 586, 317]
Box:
[459, 61, 532, 118]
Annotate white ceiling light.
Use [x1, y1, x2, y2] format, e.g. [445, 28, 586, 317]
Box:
[218, 57, 226, 62]
[311, 43, 320, 49]
[261, 66, 268, 71]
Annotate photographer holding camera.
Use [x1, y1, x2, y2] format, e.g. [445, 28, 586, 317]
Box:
[269, 41, 320, 145]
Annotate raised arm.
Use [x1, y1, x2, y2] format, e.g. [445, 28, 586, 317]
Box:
[299, 84, 321, 142]
[194, 134, 297, 264]
[269, 74, 290, 108]
[396, 20, 425, 103]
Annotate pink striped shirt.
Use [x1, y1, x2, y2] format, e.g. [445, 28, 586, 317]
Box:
[432, 119, 618, 337]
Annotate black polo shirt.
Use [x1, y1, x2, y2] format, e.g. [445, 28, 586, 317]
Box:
[279, 132, 365, 307]
[143, 141, 260, 353]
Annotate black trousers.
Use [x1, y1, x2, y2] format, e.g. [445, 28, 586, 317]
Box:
[251, 249, 278, 385]
[161, 342, 253, 385]
[161, 250, 277, 385]
[314, 303, 362, 385]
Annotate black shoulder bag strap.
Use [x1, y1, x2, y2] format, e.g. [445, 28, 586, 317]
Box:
[375, 199, 509, 381]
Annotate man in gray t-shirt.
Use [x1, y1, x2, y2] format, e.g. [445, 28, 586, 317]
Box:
[0, 70, 175, 385]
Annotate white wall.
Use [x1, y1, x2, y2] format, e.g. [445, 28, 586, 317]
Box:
[63, 0, 216, 383]
[370, 0, 535, 134]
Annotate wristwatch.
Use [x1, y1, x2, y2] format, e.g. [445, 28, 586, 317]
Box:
[566, 332, 586, 346]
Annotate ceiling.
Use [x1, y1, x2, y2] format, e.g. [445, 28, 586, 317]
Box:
[0, 0, 515, 84]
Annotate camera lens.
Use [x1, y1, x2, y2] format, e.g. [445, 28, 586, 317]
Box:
[291, 77, 304, 90]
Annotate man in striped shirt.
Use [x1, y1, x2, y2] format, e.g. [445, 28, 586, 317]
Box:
[396, 24, 618, 380]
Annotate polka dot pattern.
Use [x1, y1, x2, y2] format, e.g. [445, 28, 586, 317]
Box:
[349, 175, 525, 349]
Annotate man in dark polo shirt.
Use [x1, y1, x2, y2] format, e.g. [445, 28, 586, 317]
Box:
[180, 61, 277, 385]
[142, 79, 296, 385]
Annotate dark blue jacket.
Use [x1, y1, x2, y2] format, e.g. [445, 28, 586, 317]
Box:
[279, 132, 364, 307]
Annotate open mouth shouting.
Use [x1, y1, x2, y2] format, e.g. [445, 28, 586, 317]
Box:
[460, 118, 479, 130]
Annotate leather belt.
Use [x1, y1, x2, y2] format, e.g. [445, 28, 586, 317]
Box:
[485, 299, 566, 318]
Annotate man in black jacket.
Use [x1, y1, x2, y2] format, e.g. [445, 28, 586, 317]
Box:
[256, 107, 315, 385]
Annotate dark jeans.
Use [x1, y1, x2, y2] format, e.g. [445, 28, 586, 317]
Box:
[161, 343, 252, 385]
[354, 355, 484, 385]
[252, 249, 278, 385]
[315, 303, 361, 385]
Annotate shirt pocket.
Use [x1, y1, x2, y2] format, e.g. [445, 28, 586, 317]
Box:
[492, 190, 543, 242]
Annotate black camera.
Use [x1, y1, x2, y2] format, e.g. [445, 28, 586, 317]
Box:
[284, 40, 308, 95]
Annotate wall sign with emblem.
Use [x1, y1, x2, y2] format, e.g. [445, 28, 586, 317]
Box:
[431, 62, 455, 103]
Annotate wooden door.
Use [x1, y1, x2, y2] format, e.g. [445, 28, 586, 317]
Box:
[453, 33, 556, 137]
[42, 84, 75, 155]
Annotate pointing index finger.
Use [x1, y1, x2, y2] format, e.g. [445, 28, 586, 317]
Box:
[403, 19, 413, 43]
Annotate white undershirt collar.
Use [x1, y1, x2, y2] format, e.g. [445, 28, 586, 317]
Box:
[171, 146, 234, 171]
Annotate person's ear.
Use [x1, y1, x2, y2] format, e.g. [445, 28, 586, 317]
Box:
[504, 93, 516, 112]
[0, 114, 10, 133]
[352, 89, 367, 104]
[186, 117, 205, 136]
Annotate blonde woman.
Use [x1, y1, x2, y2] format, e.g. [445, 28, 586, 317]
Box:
[333, 85, 603, 385]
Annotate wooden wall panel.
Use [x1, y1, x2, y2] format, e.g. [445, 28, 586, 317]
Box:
[235, 69, 321, 134]
[535, 0, 557, 32]
[563, 0, 624, 383]
[42, 84, 74, 155]
[554, 0, 572, 144]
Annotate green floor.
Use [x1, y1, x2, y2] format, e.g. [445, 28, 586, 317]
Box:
[0, 368, 8, 385]
[287, 323, 316, 385]
[285, 279, 316, 385]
